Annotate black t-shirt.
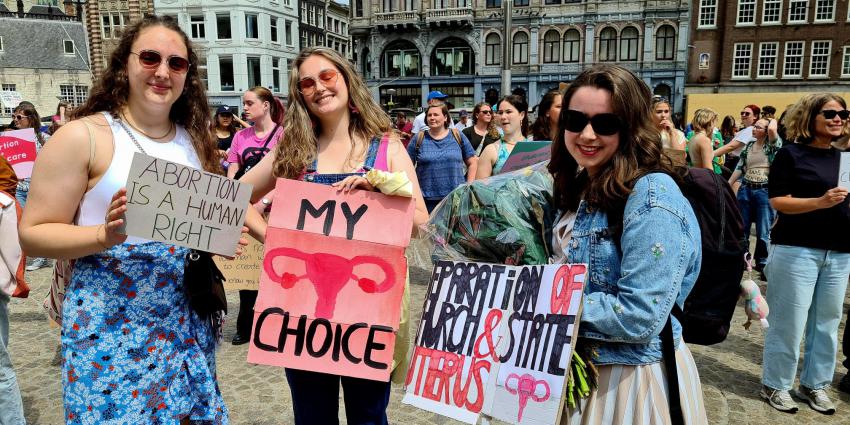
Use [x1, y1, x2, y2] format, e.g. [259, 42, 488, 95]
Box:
[769, 143, 850, 252]
[462, 126, 499, 152]
[217, 133, 234, 151]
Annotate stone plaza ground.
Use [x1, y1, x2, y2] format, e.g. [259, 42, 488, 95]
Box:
[6, 248, 850, 424]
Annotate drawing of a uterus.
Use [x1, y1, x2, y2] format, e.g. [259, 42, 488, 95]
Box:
[505, 373, 551, 421]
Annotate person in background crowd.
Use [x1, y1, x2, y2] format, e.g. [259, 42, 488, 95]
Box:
[761, 93, 850, 415]
[549, 64, 707, 425]
[238, 46, 428, 425]
[13, 103, 52, 271]
[411, 91, 453, 135]
[714, 104, 760, 171]
[728, 117, 781, 277]
[688, 108, 718, 170]
[720, 115, 738, 145]
[477, 95, 529, 179]
[227, 86, 283, 346]
[652, 97, 687, 166]
[410, 102, 477, 212]
[50, 101, 69, 134]
[212, 105, 238, 160]
[453, 109, 472, 131]
[462, 101, 501, 154]
[530, 89, 562, 142]
[762, 105, 776, 120]
[0, 155, 25, 425]
[395, 111, 413, 148]
[672, 111, 686, 133]
[19, 15, 237, 423]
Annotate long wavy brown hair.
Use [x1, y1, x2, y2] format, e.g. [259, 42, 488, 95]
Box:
[71, 15, 219, 173]
[548, 64, 679, 215]
[272, 47, 393, 179]
[14, 103, 45, 146]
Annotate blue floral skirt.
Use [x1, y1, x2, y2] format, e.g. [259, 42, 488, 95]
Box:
[61, 242, 228, 424]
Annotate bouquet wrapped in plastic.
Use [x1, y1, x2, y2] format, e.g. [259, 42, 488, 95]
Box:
[419, 162, 557, 266]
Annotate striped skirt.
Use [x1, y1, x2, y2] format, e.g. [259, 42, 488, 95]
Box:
[563, 342, 708, 425]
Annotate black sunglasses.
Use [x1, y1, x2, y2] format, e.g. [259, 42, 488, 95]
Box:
[820, 109, 850, 120]
[131, 50, 190, 73]
[563, 110, 622, 136]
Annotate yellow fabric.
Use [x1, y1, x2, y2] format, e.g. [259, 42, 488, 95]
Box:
[390, 267, 411, 384]
[365, 169, 413, 197]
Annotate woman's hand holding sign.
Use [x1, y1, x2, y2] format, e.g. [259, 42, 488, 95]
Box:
[99, 188, 129, 249]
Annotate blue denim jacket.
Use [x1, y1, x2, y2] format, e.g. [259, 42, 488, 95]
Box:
[562, 173, 701, 365]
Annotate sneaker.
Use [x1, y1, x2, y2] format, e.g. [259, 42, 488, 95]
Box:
[839, 374, 850, 394]
[794, 386, 836, 415]
[25, 257, 50, 271]
[760, 386, 798, 413]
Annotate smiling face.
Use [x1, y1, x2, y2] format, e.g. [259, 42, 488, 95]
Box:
[564, 86, 620, 176]
[814, 100, 849, 140]
[298, 54, 348, 118]
[740, 107, 756, 127]
[498, 100, 525, 136]
[426, 106, 447, 130]
[127, 26, 188, 109]
[242, 91, 268, 121]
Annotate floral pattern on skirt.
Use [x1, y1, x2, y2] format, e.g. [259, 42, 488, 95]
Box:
[62, 242, 228, 424]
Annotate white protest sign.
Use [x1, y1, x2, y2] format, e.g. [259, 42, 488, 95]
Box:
[838, 152, 850, 191]
[122, 152, 252, 256]
[0, 91, 22, 109]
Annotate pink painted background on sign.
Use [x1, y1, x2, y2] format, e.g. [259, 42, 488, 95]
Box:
[0, 129, 37, 179]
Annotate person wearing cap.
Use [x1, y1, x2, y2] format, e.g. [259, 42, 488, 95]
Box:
[212, 105, 239, 156]
[453, 109, 472, 131]
[411, 90, 454, 135]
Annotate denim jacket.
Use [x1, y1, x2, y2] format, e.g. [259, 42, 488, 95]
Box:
[561, 173, 701, 365]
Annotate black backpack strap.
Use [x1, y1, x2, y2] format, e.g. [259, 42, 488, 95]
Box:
[664, 306, 685, 425]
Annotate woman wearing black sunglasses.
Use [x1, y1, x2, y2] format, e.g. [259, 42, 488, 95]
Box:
[760, 93, 850, 415]
[19, 15, 236, 424]
[548, 65, 707, 424]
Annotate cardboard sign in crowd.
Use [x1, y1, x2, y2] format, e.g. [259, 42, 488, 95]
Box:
[248, 178, 415, 382]
[403, 261, 585, 425]
[0, 128, 37, 179]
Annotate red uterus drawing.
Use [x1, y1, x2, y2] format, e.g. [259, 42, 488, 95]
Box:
[263, 247, 396, 318]
[505, 373, 551, 421]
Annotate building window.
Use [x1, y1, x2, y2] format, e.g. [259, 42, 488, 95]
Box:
[485, 33, 501, 65]
[272, 58, 280, 92]
[698, 0, 717, 27]
[737, 0, 757, 24]
[247, 56, 262, 88]
[190, 15, 205, 40]
[64, 40, 75, 55]
[486, 0, 501, 8]
[563, 29, 581, 63]
[100, 13, 128, 40]
[432, 39, 473, 76]
[619, 26, 639, 61]
[757, 42, 778, 77]
[285, 20, 293, 45]
[219, 57, 234, 91]
[843, 46, 850, 77]
[381, 41, 420, 77]
[788, 0, 808, 22]
[599, 27, 617, 62]
[59, 85, 88, 107]
[809, 40, 831, 77]
[545, 0, 561, 4]
[354, 0, 363, 17]
[542, 30, 560, 63]
[814, 0, 835, 21]
[271, 17, 278, 43]
[515, 0, 529, 5]
[245, 14, 259, 39]
[783, 41, 805, 77]
[197, 55, 208, 89]
[217, 14, 232, 39]
[762, 0, 781, 23]
[512, 32, 528, 64]
[655, 25, 675, 60]
[732, 43, 752, 78]
[1, 84, 15, 116]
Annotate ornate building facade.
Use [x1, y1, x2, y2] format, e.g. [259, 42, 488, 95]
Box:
[85, 0, 153, 78]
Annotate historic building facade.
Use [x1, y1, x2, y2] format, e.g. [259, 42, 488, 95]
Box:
[85, 0, 153, 78]
[350, 0, 690, 111]
[326, 0, 350, 59]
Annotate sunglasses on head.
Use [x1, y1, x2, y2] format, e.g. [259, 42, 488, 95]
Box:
[297, 69, 340, 96]
[563, 110, 622, 136]
[131, 50, 190, 73]
[820, 109, 850, 120]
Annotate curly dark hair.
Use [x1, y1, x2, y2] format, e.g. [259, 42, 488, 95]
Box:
[71, 15, 219, 173]
[548, 64, 680, 215]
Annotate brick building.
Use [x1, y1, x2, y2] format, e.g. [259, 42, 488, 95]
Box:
[685, 0, 850, 119]
[85, 0, 153, 79]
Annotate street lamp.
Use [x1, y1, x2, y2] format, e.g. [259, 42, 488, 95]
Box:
[387, 88, 396, 109]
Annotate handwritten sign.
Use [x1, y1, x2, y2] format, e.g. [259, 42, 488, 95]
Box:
[122, 152, 252, 256]
[0, 129, 37, 179]
[215, 237, 263, 290]
[403, 261, 585, 424]
[0, 91, 22, 109]
[838, 152, 850, 191]
[248, 178, 415, 381]
[501, 141, 552, 174]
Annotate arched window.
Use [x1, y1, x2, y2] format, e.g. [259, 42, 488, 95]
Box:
[512, 32, 529, 64]
[563, 29, 581, 63]
[653, 83, 671, 100]
[619, 26, 639, 61]
[485, 33, 501, 65]
[655, 25, 676, 60]
[381, 40, 419, 78]
[599, 27, 617, 61]
[542, 30, 560, 63]
[431, 37, 473, 76]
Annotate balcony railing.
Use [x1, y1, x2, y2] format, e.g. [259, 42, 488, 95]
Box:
[425, 6, 473, 26]
[0, 10, 81, 22]
[374, 10, 419, 30]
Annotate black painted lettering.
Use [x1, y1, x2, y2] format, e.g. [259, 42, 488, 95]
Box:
[340, 202, 368, 240]
[364, 325, 392, 370]
[297, 199, 335, 236]
[306, 318, 333, 357]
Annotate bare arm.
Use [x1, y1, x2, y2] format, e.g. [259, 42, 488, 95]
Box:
[233, 115, 250, 129]
[714, 139, 743, 157]
[728, 169, 742, 195]
[475, 144, 496, 180]
[465, 156, 478, 184]
[386, 136, 429, 227]
[770, 188, 848, 214]
[695, 135, 714, 170]
[767, 119, 779, 143]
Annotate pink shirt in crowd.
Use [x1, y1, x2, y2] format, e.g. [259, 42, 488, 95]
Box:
[226, 126, 283, 167]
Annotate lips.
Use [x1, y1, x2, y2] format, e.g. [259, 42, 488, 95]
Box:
[149, 83, 170, 94]
[577, 145, 600, 156]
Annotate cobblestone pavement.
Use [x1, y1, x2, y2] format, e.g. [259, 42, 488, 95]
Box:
[6, 253, 850, 424]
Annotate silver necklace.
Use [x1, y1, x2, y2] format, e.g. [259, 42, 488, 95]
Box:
[115, 118, 149, 155]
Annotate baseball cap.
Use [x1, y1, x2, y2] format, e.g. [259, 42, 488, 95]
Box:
[216, 105, 233, 115]
[459, 110, 469, 117]
[426, 90, 449, 102]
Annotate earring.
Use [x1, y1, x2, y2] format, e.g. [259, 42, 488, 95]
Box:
[349, 100, 360, 115]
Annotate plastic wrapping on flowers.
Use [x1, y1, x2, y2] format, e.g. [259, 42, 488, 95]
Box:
[415, 161, 558, 267]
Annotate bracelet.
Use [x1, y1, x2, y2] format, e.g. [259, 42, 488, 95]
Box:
[95, 224, 109, 250]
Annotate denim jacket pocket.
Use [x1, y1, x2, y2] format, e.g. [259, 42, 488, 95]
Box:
[588, 228, 620, 292]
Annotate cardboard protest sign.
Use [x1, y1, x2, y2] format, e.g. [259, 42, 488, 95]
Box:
[838, 152, 850, 191]
[0, 129, 38, 179]
[0, 91, 22, 109]
[248, 178, 415, 382]
[215, 237, 263, 290]
[403, 261, 585, 424]
[501, 141, 552, 174]
[122, 152, 252, 256]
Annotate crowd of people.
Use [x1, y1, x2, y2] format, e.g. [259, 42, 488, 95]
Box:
[1, 13, 850, 425]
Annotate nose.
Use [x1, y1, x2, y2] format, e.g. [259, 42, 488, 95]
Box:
[580, 122, 597, 140]
[154, 59, 170, 79]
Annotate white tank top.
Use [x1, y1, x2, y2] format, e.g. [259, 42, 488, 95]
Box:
[77, 112, 201, 244]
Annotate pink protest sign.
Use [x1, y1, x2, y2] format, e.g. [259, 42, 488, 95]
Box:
[0, 129, 37, 179]
[248, 178, 415, 382]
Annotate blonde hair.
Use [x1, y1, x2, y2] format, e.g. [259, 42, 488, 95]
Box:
[691, 108, 718, 134]
[784, 93, 849, 144]
[272, 47, 393, 178]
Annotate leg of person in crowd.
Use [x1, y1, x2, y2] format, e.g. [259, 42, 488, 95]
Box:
[753, 187, 772, 277]
[0, 293, 26, 425]
[341, 375, 392, 425]
[424, 198, 441, 214]
[285, 369, 341, 424]
[840, 312, 850, 393]
[233, 289, 258, 345]
[737, 186, 754, 261]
